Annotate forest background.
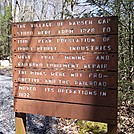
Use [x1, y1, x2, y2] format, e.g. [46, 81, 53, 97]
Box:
[0, 0, 133, 133]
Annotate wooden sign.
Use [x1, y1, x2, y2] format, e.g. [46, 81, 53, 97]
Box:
[12, 35, 118, 53]
[12, 16, 118, 37]
[12, 53, 118, 70]
[13, 68, 117, 88]
[13, 83, 117, 107]
[14, 98, 117, 124]
[12, 16, 118, 124]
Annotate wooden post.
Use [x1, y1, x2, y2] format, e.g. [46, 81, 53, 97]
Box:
[108, 124, 117, 134]
[15, 112, 26, 134]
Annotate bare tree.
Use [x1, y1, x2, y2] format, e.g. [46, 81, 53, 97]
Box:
[0, 0, 12, 59]
[12, 0, 85, 22]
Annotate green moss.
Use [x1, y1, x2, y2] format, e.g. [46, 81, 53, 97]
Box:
[76, 121, 107, 134]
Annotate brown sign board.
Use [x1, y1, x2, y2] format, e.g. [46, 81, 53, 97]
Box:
[12, 16, 118, 37]
[12, 53, 118, 70]
[13, 68, 117, 89]
[13, 84, 117, 107]
[14, 98, 117, 124]
[12, 35, 118, 53]
[12, 16, 118, 124]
